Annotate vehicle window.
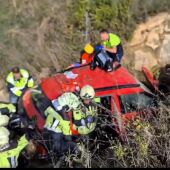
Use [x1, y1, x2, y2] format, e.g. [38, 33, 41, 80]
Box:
[119, 92, 156, 114]
[100, 96, 111, 110]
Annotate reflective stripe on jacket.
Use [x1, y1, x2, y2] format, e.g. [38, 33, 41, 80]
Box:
[44, 106, 71, 135]
[0, 135, 28, 168]
[73, 104, 98, 135]
[6, 69, 34, 96]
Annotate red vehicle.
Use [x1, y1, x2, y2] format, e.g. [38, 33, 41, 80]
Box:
[22, 65, 156, 134]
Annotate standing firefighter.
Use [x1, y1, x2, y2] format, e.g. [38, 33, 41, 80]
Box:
[6, 67, 34, 104]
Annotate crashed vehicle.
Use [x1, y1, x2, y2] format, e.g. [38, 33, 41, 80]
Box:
[20, 64, 157, 136]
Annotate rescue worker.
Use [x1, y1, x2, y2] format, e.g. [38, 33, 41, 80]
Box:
[17, 85, 98, 156]
[44, 85, 98, 155]
[72, 85, 98, 135]
[80, 44, 95, 64]
[0, 127, 36, 168]
[6, 66, 34, 104]
[65, 44, 95, 69]
[0, 114, 36, 168]
[43, 92, 82, 156]
[0, 102, 16, 117]
[100, 29, 124, 63]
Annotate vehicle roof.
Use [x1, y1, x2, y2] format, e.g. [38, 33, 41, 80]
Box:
[41, 65, 141, 100]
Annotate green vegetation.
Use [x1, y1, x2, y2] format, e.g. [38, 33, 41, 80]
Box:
[69, 0, 170, 41]
[0, 0, 169, 79]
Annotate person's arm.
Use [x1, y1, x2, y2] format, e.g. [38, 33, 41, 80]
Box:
[27, 75, 34, 88]
[104, 46, 117, 53]
[7, 82, 23, 96]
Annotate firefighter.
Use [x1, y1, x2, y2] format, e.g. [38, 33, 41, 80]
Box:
[6, 66, 34, 104]
[0, 113, 36, 168]
[100, 29, 124, 63]
[16, 85, 99, 156]
[42, 85, 99, 155]
[0, 102, 16, 117]
[0, 127, 36, 168]
[72, 85, 99, 135]
[43, 92, 82, 156]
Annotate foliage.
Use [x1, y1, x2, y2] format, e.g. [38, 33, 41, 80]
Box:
[69, 0, 170, 42]
[63, 102, 169, 168]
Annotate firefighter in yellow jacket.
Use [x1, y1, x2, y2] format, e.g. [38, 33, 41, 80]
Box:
[6, 67, 34, 104]
[0, 114, 36, 168]
[43, 85, 99, 155]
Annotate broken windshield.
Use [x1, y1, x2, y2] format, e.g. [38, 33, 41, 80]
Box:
[119, 92, 156, 114]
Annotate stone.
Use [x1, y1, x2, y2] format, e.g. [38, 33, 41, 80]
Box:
[134, 50, 158, 71]
[0, 79, 6, 90]
[164, 19, 170, 33]
[145, 13, 168, 30]
[145, 31, 160, 50]
[129, 25, 148, 46]
[159, 35, 170, 66]
[0, 89, 9, 102]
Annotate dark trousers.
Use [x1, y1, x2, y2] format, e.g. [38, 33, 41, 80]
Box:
[106, 43, 124, 63]
[43, 129, 77, 156]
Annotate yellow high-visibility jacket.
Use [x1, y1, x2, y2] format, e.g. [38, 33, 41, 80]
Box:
[6, 69, 34, 97]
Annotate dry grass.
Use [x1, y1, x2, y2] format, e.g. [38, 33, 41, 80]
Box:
[56, 101, 170, 168]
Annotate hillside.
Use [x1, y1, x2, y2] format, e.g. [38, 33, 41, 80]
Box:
[0, 0, 169, 99]
[0, 1, 169, 168]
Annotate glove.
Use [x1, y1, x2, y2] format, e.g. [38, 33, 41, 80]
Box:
[81, 119, 86, 126]
[62, 105, 70, 112]
[86, 116, 94, 123]
[95, 45, 104, 52]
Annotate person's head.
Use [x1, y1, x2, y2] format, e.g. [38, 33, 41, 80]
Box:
[11, 66, 21, 80]
[25, 140, 37, 157]
[84, 44, 94, 54]
[100, 29, 109, 41]
[0, 127, 10, 147]
[0, 114, 9, 127]
[80, 85, 95, 105]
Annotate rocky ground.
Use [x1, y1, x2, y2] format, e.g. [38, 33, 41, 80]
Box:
[124, 12, 170, 71]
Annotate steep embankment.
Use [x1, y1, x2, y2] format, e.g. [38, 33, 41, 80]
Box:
[0, 0, 74, 101]
[0, 0, 169, 102]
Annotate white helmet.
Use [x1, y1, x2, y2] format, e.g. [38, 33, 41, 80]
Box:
[0, 127, 10, 147]
[80, 85, 95, 99]
[0, 114, 9, 127]
[58, 92, 81, 110]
